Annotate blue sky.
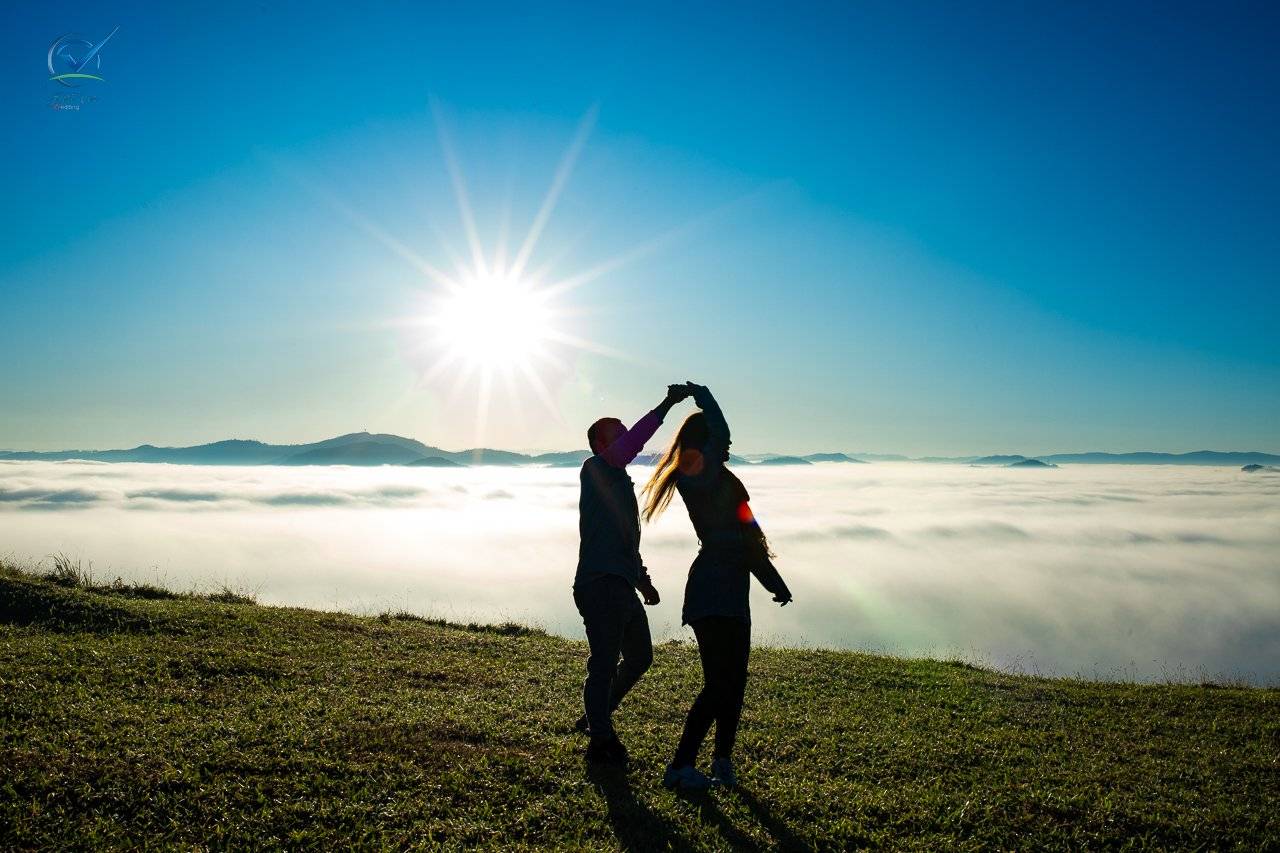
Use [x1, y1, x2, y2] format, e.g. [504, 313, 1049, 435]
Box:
[2, 1, 1278, 454]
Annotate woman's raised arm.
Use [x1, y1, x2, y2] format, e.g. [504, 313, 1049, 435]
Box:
[689, 383, 730, 467]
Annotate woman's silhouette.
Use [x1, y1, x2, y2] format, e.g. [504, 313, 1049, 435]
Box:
[641, 382, 792, 791]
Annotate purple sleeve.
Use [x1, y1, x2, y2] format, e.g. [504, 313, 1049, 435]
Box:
[600, 410, 662, 468]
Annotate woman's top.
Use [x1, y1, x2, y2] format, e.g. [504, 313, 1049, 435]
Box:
[676, 386, 791, 624]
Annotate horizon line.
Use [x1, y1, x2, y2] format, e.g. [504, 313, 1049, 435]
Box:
[2, 430, 1279, 460]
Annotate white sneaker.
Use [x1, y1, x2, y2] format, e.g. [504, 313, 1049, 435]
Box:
[662, 763, 716, 791]
[710, 757, 737, 787]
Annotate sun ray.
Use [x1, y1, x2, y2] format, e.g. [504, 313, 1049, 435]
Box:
[541, 329, 648, 365]
[515, 358, 566, 425]
[424, 216, 471, 283]
[538, 185, 778, 300]
[472, 369, 494, 452]
[444, 359, 482, 414]
[272, 157, 463, 294]
[508, 104, 598, 280]
[419, 348, 466, 388]
[493, 193, 512, 276]
[431, 96, 490, 278]
[497, 362, 527, 426]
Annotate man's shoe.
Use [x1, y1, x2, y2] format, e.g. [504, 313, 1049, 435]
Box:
[573, 714, 591, 736]
[662, 763, 716, 791]
[586, 734, 628, 765]
[710, 757, 737, 788]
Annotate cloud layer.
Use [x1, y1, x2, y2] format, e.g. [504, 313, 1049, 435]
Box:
[2, 460, 1277, 684]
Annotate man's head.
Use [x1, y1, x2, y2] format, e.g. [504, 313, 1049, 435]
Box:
[588, 417, 626, 455]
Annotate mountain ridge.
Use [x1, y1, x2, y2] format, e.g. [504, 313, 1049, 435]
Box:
[2, 434, 1277, 468]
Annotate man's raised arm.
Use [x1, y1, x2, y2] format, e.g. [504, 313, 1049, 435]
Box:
[599, 385, 691, 468]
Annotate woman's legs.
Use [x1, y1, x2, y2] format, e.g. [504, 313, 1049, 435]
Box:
[672, 621, 718, 767]
[713, 618, 751, 760]
[672, 616, 750, 767]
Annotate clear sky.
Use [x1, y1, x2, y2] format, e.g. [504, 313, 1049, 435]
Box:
[2, 1, 1278, 455]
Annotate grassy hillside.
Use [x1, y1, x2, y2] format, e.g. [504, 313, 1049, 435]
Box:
[1, 564, 1276, 850]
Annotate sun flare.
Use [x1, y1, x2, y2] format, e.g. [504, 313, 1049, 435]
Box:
[432, 273, 555, 371]
[340, 102, 670, 442]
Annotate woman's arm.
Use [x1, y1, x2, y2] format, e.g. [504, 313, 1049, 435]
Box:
[689, 383, 730, 466]
[749, 555, 793, 605]
[747, 524, 792, 604]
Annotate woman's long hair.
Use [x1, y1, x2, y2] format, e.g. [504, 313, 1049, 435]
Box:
[641, 410, 777, 560]
[641, 411, 708, 522]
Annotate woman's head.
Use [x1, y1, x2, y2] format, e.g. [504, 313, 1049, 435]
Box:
[640, 411, 707, 522]
[674, 411, 708, 450]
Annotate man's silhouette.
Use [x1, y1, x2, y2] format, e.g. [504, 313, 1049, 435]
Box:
[574, 384, 690, 763]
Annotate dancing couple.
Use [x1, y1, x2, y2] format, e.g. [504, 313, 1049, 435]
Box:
[572, 382, 792, 790]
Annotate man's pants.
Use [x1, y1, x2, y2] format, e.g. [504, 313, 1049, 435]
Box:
[673, 615, 751, 766]
[573, 575, 653, 738]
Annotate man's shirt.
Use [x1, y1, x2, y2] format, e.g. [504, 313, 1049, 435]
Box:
[574, 410, 662, 590]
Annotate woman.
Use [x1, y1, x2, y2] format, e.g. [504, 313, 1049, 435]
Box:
[641, 382, 793, 791]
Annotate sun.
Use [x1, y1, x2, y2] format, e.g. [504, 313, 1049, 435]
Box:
[432, 273, 555, 371]
[305, 100, 704, 443]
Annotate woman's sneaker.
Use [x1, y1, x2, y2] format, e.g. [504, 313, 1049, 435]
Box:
[710, 757, 737, 788]
[662, 763, 716, 791]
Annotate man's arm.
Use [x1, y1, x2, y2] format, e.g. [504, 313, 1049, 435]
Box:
[599, 385, 691, 468]
[637, 566, 660, 605]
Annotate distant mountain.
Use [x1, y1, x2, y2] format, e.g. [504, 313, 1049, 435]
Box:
[1043, 451, 1280, 466]
[630, 452, 750, 466]
[302, 432, 441, 456]
[801, 453, 865, 463]
[0, 433, 442, 467]
[406, 456, 465, 468]
[755, 456, 813, 466]
[442, 448, 531, 466]
[1009, 458, 1057, 469]
[971, 455, 1028, 466]
[280, 442, 436, 467]
[742, 452, 859, 465]
[0, 439, 286, 465]
[530, 451, 592, 467]
[307, 434, 531, 466]
[4, 434, 1277, 469]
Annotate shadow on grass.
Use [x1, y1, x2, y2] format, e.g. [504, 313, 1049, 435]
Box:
[679, 789, 765, 851]
[674, 786, 817, 852]
[735, 788, 817, 852]
[587, 764, 695, 852]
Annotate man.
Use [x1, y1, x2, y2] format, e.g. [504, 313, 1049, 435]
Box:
[574, 384, 691, 763]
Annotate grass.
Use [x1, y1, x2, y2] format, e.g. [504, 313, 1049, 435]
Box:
[0, 562, 1276, 850]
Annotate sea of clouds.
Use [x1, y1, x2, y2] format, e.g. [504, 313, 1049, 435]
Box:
[2, 460, 1277, 684]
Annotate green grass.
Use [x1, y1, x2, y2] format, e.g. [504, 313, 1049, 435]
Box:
[1, 563, 1276, 851]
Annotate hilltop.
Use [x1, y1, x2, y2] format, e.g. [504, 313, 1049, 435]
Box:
[1, 564, 1275, 850]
